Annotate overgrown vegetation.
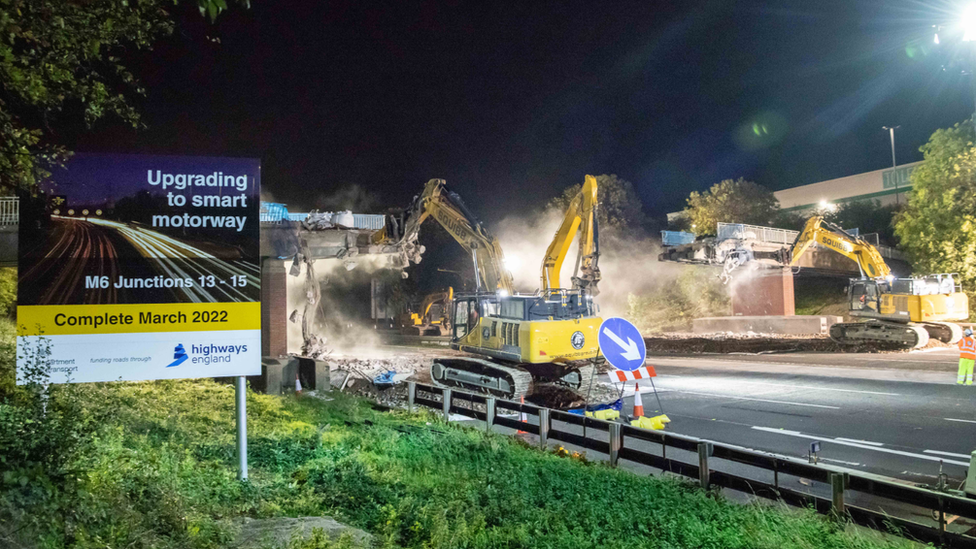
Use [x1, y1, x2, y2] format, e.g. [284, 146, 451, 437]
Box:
[1, 341, 916, 548]
[896, 120, 976, 318]
[627, 267, 730, 332]
[681, 178, 780, 235]
[0, 0, 244, 194]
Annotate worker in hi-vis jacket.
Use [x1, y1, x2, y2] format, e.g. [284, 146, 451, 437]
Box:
[958, 328, 975, 385]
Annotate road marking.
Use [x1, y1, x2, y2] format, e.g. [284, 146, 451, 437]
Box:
[665, 390, 840, 409]
[945, 418, 976, 424]
[910, 347, 956, 354]
[821, 457, 862, 466]
[684, 379, 900, 397]
[751, 426, 970, 466]
[835, 437, 884, 446]
[924, 450, 972, 459]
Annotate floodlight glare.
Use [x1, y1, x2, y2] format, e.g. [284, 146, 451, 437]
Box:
[963, 3, 976, 41]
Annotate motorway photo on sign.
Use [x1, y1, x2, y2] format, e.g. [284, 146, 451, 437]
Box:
[17, 154, 262, 383]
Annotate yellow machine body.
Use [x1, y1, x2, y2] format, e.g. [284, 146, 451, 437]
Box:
[851, 281, 970, 323]
[449, 293, 602, 364]
[456, 315, 603, 364]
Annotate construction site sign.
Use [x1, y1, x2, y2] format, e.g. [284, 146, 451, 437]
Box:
[598, 317, 646, 371]
[17, 154, 262, 384]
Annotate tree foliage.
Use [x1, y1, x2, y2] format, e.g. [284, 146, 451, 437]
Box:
[547, 174, 646, 233]
[895, 121, 976, 306]
[683, 178, 779, 235]
[0, 0, 240, 194]
[825, 200, 898, 245]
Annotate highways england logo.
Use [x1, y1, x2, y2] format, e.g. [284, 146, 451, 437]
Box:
[167, 344, 188, 368]
[571, 331, 585, 350]
[165, 342, 248, 367]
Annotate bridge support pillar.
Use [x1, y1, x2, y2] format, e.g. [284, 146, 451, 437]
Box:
[730, 268, 794, 316]
[261, 259, 288, 357]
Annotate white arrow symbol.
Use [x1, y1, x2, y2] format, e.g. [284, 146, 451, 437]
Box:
[602, 327, 642, 361]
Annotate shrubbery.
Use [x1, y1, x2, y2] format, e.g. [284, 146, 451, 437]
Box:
[0, 354, 915, 548]
[627, 267, 730, 331]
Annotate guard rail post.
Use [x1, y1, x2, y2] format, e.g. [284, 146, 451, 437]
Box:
[485, 397, 496, 433]
[830, 473, 846, 519]
[407, 382, 416, 412]
[609, 423, 621, 467]
[538, 408, 550, 449]
[698, 441, 713, 489]
[938, 494, 946, 546]
[442, 388, 452, 421]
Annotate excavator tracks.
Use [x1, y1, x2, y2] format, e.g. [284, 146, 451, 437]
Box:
[429, 358, 597, 400]
[430, 357, 533, 399]
[921, 321, 963, 344]
[829, 321, 929, 349]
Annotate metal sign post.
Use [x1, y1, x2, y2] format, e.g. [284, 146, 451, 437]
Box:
[235, 376, 248, 481]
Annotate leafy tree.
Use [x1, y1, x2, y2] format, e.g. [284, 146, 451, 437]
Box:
[825, 199, 898, 245]
[895, 120, 976, 312]
[0, 268, 15, 317]
[0, 0, 241, 194]
[547, 174, 647, 233]
[683, 178, 779, 235]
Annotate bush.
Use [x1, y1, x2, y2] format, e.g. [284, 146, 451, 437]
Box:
[627, 267, 729, 331]
[0, 374, 916, 549]
[0, 268, 15, 318]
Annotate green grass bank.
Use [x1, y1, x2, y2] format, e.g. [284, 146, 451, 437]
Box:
[1, 370, 918, 548]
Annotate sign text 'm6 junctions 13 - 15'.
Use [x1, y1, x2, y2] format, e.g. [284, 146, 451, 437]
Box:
[17, 154, 262, 384]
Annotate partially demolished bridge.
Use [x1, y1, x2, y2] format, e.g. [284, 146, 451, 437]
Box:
[259, 204, 408, 359]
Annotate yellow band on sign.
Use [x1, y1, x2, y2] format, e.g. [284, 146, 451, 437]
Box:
[17, 302, 261, 336]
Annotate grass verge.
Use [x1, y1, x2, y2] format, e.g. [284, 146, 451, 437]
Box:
[1, 374, 919, 549]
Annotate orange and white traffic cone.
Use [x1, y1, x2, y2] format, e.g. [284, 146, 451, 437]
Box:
[633, 383, 644, 418]
[517, 395, 527, 434]
[295, 373, 302, 396]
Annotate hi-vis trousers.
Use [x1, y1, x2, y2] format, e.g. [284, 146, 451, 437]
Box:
[958, 358, 974, 385]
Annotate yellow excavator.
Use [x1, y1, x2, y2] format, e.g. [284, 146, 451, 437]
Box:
[376, 176, 603, 397]
[789, 216, 968, 348]
[399, 287, 453, 336]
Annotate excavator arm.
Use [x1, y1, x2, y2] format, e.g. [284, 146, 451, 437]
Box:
[788, 216, 890, 279]
[393, 179, 515, 294]
[541, 174, 601, 295]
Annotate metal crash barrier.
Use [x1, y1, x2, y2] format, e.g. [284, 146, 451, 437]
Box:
[406, 381, 976, 548]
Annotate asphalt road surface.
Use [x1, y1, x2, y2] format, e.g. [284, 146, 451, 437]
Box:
[622, 348, 973, 485]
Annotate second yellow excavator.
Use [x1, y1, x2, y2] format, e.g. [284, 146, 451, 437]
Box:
[377, 176, 604, 397]
[789, 216, 968, 348]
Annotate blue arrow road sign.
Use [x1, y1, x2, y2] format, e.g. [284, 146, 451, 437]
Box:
[598, 317, 647, 371]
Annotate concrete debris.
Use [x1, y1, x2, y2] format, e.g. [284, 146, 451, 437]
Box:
[643, 332, 949, 355]
[301, 211, 336, 231]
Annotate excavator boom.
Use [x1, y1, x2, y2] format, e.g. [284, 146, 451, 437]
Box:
[788, 216, 890, 279]
[386, 179, 515, 294]
[541, 174, 601, 295]
[787, 215, 966, 348]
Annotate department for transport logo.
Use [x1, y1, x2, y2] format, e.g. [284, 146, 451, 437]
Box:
[167, 344, 188, 368]
[571, 331, 585, 350]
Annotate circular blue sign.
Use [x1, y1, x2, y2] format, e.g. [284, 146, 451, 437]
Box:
[597, 317, 647, 371]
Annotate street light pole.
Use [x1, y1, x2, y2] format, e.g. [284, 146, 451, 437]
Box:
[882, 125, 900, 205]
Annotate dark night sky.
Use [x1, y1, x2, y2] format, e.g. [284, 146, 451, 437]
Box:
[68, 0, 976, 221]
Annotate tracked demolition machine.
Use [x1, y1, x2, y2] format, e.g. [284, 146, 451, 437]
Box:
[786, 216, 968, 348]
[375, 176, 604, 398]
